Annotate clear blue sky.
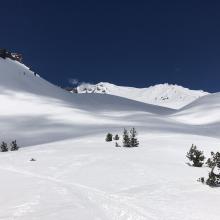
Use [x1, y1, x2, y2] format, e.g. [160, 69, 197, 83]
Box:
[1, 0, 220, 92]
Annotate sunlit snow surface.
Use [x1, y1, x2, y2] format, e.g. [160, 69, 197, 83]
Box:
[0, 58, 220, 220]
[77, 82, 208, 109]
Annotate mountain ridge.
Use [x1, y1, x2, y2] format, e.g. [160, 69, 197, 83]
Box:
[67, 82, 209, 109]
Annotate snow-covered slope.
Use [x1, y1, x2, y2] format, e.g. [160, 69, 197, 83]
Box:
[1, 58, 220, 220]
[76, 82, 208, 109]
[172, 92, 220, 125]
[0, 58, 176, 146]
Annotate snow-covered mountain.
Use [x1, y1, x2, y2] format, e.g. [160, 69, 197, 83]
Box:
[75, 82, 208, 109]
[0, 58, 175, 146]
[1, 58, 220, 220]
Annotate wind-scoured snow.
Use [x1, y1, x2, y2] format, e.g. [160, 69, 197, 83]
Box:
[76, 82, 208, 109]
[0, 58, 220, 220]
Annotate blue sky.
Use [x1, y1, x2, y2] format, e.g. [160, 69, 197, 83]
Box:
[1, 0, 220, 92]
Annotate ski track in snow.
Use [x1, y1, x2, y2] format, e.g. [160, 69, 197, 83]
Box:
[0, 166, 153, 220]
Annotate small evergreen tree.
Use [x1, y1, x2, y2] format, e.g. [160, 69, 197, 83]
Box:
[105, 133, 113, 142]
[186, 144, 205, 167]
[114, 134, 120, 140]
[206, 171, 220, 186]
[1, 142, 8, 152]
[206, 158, 214, 168]
[130, 128, 139, 147]
[200, 177, 205, 184]
[197, 177, 205, 184]
[115, 142, 121, 147]
[10, 140, 19, 151]
[205, 152, 220, 187]
[206, 152, 220, 168]
[123, 129, 130, 147]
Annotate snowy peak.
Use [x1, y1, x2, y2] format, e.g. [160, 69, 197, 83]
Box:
[75, 82, 209, 109]
[77, 82, 110, 94]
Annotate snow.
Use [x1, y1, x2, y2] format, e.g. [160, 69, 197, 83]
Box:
[1, 135, 220, 220]
[0, 58, 220, 219]
[172, 93, 220, 125]
[76, 82, 208, 109]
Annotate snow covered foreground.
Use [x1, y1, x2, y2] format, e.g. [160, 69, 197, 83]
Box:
[0, 58, 220, 220]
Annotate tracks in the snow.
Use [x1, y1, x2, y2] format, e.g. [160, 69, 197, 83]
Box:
[0, 166, 155, 220]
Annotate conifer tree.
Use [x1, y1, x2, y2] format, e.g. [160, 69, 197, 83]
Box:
[206, 152, 220, 186]
[206, 171, 220, 186]
[114, 134, 120, 140]
[105, 133, 113, 142]
[115, 142, 120, 147]
[10, 140, 19, 151]
[123, 129, 130, 147]
[130, 127, 139, 147]
[186, 144, 205, 167]
[1, 142, 8, 152]
[206, 152, 220, 168]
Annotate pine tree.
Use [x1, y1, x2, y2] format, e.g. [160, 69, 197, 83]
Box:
[115, 142, 121, 147]
[186, 144, 205, 167]
[113, 134, 120, 140]
[206, 152, 220, 168]
[105, 133, 113, 142]
[1, 142, 8, 152]
[206, 171, 220, 186]
[123, 129, 130, 147]
[10, 140, 19, 151]
[130, 128, 139, 147]
[206, 163, 220, 187]
[206, 158, 214, 168]
[197, 177, 205, 184]
[206, 152, 220, 186]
